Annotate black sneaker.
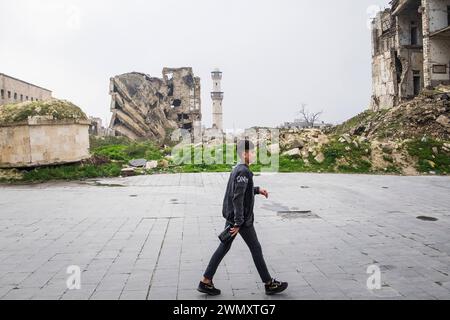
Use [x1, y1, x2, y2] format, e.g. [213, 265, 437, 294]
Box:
[265, 279, 288, 295]
[197, 281, 221, 296]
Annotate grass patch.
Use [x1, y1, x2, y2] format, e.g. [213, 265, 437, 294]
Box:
[406, 138, 450, 174]
[92, 141, 164, 162]
[20, 163, 123, 182]
[0, 99, 87, 124]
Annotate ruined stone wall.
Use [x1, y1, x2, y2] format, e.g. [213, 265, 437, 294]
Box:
[371, 10, 399, 110]
[0, 118, 90, 168]
[109, 68, 202, 141]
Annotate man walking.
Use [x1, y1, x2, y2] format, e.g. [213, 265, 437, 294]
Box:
[198, 140, 288, 296]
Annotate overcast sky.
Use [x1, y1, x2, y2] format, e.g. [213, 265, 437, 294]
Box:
[0, 0, 391, 129]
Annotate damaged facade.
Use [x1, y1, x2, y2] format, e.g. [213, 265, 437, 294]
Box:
[109, 67, 202, 141]
[371, 0, 450, 110]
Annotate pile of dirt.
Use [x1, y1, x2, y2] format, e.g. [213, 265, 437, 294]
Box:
[332, 87, 450, 141]
[277, 87, 450, 175]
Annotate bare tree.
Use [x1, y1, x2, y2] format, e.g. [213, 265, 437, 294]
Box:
[298, 103, 323, 128]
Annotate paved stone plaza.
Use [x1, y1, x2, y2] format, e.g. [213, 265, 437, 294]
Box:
[0, 173, 449, 300]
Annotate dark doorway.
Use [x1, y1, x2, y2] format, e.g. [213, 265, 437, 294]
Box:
[395, 51, 402, 84]
[413, 71, 421, 96]
[447, 6, 450, 26]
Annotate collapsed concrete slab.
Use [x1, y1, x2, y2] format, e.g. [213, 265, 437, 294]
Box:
[109, 67, 202, 142]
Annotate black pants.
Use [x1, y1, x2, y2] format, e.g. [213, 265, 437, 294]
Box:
[203, 222, 272, 283]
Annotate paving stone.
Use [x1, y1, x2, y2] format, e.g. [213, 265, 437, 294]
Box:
[0, 173, 449, 300]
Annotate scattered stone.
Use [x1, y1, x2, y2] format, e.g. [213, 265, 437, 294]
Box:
[129, 159, 147, 168]
[145, 160, 158, 170]
[290, 139, 305, 150]
[432, 147, 439, 155]
[159, 159, 170, 168]
[341, 134, 352, 144]
[283, 148, 301, 157]
[358, 136, 368, 143]
[436, 115, 449, 127]
[314, 153, 325, 164]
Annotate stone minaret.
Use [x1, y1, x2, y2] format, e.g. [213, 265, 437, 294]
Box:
[211, 68, 224, 131]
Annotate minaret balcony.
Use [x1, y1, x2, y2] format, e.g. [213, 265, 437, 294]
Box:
[211, 72, 223, 80]
[211, 92, 224, 99]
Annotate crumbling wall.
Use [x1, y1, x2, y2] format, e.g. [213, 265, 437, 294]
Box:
[109, 67, 202, 141]
[371, 9, 398, 110]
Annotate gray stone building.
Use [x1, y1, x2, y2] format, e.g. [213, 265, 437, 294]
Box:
[370, 0, 450, 110]
[0, 73, 52, 106]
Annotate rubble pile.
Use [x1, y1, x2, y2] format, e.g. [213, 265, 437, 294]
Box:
[109, 68, 202, 142]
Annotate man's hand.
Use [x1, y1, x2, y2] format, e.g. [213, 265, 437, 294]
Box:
[230, 226, 240, 237]
[259, 188, 269, 199]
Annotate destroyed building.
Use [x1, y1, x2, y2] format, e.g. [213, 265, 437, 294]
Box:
[109, 67, 202, 141]
[371, 0, 450, 110]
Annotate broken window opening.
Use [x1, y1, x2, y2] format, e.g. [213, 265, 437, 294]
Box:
[14, 92, 17, 100]
[413, 70, 421, 96]
[7, 91, 11, 99]
[0, 89, 4, 99]
[448, 6, 450, 27]
[394, 51, 403, 84]
[182, 123, 193, 130]
[168, 83, 174, 97]
[172, 99, 182, 108]
[381, 18, 392, 34]
[410, 24, 418, 45]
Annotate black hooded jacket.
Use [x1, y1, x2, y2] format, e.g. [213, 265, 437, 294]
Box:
[222, 163, 260, 228]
